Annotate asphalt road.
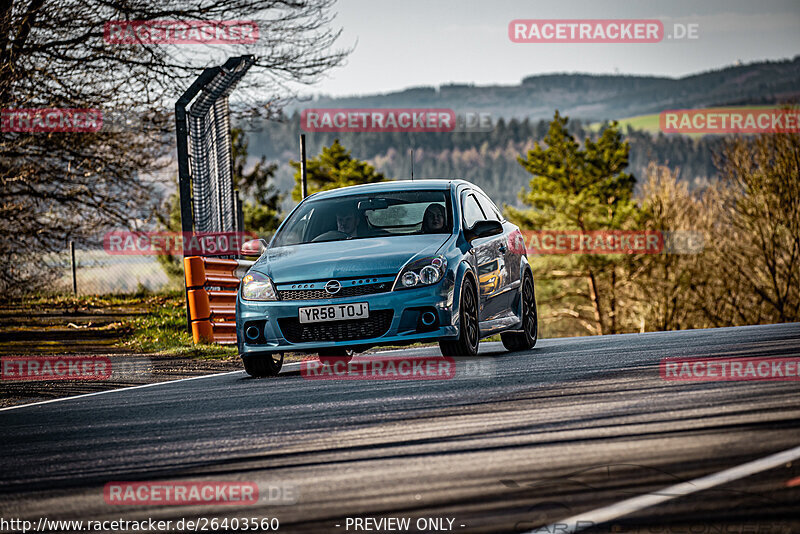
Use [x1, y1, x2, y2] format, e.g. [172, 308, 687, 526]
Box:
[1, 324, 799, 533]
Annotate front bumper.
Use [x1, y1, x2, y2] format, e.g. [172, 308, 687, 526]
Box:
[237, 280, 458, 356]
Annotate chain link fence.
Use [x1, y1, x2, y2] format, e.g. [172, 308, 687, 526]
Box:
[44, 246, 174, 295]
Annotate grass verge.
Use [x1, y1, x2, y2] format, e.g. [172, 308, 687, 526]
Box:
[7, 290, 237, 359]
[6, 291, 504, 360]
[116, 291, 238, 359]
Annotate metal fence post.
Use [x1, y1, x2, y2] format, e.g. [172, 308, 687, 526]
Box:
[69, 241, 77, 295]
[235, 189, 244, 256]
[300, 134, 308, 199]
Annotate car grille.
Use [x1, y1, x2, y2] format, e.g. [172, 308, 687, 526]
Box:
[278, 310, 394, 343]
[278, 281, 392, 301]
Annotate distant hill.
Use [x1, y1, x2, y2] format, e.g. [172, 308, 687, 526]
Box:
[249, 58, 799, 213]
[288, 57, 800, 122]
[247, 113, 726, 212]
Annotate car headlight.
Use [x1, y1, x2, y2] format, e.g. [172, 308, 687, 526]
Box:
[394, 256, 447, 289]
[241, 271, 278, 301]
[402, 271, 419, 287]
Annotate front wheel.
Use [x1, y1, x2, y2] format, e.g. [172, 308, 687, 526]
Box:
[439, 277, 480, 357]
[501, 273, 538, 352]
[243, 353, 284, 377]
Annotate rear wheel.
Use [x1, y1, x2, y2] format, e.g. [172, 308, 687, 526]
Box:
[318, 348, 355, 364]
[243, 353, 284, 377]
[501, 273, 537, 352]
[439, 277, 479, 357]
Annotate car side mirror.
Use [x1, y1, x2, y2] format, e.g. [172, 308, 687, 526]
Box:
[241, 238, 267, 256]
[464, 220, 503, 242]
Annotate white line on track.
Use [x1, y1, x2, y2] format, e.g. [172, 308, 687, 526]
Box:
[530, 443, 800, 533]
[0, 362, 303, 413]
[0, 370, 243, 412]
[0, 344, 508, 413]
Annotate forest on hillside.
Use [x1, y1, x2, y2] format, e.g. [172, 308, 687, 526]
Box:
[244, 112, 726, 209]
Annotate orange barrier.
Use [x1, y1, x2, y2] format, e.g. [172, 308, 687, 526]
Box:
[184, 257, 253, 344]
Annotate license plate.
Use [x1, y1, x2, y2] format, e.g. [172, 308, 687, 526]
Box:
[298, 302, 369, 324]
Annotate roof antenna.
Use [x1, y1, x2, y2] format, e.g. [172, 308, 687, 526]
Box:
[410, 147, 414, 181]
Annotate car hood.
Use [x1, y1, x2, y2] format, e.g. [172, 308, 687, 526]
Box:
[255, 234, 450, 284]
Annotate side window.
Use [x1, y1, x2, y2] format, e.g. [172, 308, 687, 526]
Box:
[462, 193, 486, 229]
[475, 192, 502, 222]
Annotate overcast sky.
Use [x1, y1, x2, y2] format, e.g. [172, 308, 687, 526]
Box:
[302, 0, 800, 97]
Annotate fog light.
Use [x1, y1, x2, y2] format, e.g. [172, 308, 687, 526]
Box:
[246, 326, 261, 340]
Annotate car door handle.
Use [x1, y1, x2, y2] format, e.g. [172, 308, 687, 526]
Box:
[498, 244, 507, 253]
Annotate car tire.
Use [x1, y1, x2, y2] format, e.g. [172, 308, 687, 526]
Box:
[318, 348, 355, 364]
[243, 353, 284, 377]
[439, 276, 480, 357]
[501, 273, 538, 352]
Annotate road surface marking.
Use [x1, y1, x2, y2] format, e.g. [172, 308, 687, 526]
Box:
[0, 362, 302, 413]
[530, 443, 800, 533]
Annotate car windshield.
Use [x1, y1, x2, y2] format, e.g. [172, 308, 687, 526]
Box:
[271, 189, 452, 247]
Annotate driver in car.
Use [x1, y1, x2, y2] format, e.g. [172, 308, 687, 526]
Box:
[311, 204, 361, 242]
[422, 203, 446, 233]
[336, 206, 359, 238]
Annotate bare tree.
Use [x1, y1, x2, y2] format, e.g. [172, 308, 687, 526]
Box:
[0, 0, 348, 293]
[634, 164, 712, 331]
[706, 132, 800, 325]
[633, 133, 800, 331]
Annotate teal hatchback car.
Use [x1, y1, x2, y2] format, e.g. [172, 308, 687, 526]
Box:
[236, 179, 537, 377]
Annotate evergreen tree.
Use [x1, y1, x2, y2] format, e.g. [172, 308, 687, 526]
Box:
[231, 128, 282, 236]
[289, 140, 386, 201]
[506, 111, 639, 335]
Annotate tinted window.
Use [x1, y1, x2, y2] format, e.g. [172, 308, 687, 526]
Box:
[462, 194, 485, 229]
[475, 192, 502, 221]
[272, 190, 452, 247]
[478, 260, 499, 275]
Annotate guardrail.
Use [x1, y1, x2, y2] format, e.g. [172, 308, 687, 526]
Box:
[184, 257, 253, 344]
